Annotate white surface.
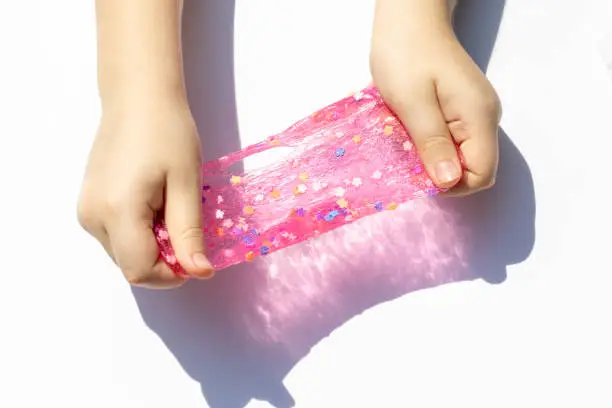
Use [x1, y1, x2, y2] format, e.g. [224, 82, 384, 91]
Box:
[2, 0, 612, 407]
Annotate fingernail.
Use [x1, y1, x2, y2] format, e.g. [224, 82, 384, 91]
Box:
[198, 269, 215, 279]
[434, 160, 461, 185]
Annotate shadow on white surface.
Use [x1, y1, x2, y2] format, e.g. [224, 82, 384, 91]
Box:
[454, 0, 506, 72]
[132, 1, 535, 407]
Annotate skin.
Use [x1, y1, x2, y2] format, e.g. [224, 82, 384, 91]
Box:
[78, 0, 501, 289]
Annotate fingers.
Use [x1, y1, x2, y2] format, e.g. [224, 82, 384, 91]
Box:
[443, 106, 500, 196]
[79, 190, 185, 289]
[164, 165, 214, 279]
[446, 122, 499, 196]
[77, 206, 115, 264]
[93, 229, 117, 265]
[106, 209, 185, 289]
[387, 82, 462, 189]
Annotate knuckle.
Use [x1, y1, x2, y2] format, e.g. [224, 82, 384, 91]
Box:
[103, 192, 134, 216]
[473, 171, 497, 191]
[419, 133, 454, 153]
[123, 268, 182, 289]
[77, 197, 100, 232]
[123, 269, 155, 286]
[486, 171, 498, 188]
[477, 90, 502, 121]
[178, 226, 204, 242]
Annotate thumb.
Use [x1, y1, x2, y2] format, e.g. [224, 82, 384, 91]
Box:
[165, 166, 214, 278]
[387, 84, 462, 189]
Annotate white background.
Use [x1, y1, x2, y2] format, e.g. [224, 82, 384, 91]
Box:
[1, 0, 612, 407]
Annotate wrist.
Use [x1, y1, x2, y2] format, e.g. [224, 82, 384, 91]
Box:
[374, 0, 456, 39]
[95, 0, 188, 111]
[99, 82, 192, 121]
[97, 34, 188, 109]
[98, 74, 189, 112]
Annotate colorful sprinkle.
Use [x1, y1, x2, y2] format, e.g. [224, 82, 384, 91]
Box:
[242, 235, 255, 247]
[387, 202, 399, 210]
[403, 140, 413, 151]
[255, 193, 265, 202]
[215, 209, 225, 219]
[374, 201, 384, 211]
[222, 219, 234, 228]
[383, 125, 394, 136]
[236, 218, 248, 231]
[324, 210, 340, 222]
[201, 196, 207, 204]
[312, 181, 328, 191]
[352, 177, 362, 187]
[333, 187, 346, 197]
[337, 199, 349, 208]
[372, 170, 382, 179]
[202, 185, 211, 191]
[230, 176, 242, 185]
[296, 208, 305, 217]
[293, 184, 307, 195]
[251, 228, 260, 236]
[335, 147, 345, 157]
[267, 136, 280, 145]
[352, 135, 362, 144]
[299, 172, 309, 181]
[243, 206, 255, 216]
[413, 165, 423, 175]
[270, 189, 281, 199]
[216, 227, 225, 237]
[260, 245, 270, 255]
[245, 251, 255, 262]
[217, 195, 224, 204]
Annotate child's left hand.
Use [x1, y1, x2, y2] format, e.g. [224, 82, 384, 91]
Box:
[370, 0, 501, 196]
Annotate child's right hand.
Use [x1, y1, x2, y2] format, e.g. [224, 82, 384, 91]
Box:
[77, 100, 214, 289]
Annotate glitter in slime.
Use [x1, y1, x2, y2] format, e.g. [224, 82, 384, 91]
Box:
[154, 86, 460, 276]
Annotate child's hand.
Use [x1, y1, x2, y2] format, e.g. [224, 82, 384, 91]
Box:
[370, 0, 501, 195]
[77, 101, 214, 288]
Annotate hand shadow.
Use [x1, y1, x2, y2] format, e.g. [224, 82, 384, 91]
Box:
[132, 0, 535, 407]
